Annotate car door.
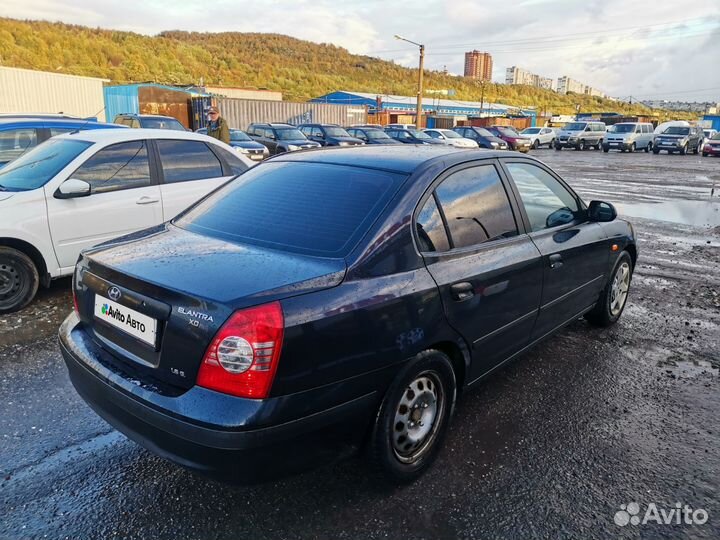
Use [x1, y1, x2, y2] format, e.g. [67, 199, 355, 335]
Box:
[45, 139, 163, 269]
[416, 160, 543, 379]
[501, 159, 610, 340]
[153, 139, 235, 220]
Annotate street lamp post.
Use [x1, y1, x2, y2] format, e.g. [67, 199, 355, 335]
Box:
[394, 34, 425, 129]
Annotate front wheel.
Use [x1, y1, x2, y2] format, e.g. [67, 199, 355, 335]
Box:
[532, 139, 540, 150]
[0, 247, 40, 314]
[645, 142, 653, 153]
[585, 251, 633, 327]
[369, 350, 456, 483]
[680, 144, 688, 155]
[653, 149, 660, 154]
[693, 142, 700, 155]
[629, 142, 636, 152]
[576, 140, 585, 151]
[549, 138, 556, 148]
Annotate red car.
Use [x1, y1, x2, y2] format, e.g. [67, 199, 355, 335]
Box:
[702, 133, 720, 157]
[486, 126, 532, 153]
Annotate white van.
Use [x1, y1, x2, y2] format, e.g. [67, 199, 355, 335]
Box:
[603, 123, 655, 152]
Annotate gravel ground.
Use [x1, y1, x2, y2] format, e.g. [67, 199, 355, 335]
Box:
[0, 149, 718, 540]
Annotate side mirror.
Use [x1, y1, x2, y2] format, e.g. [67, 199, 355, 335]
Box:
[55, 179, 91, 199]
[588, 200, 617, 222]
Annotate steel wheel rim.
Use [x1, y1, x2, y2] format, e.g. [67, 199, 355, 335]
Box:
[392, 371, 445, 464]
[610, 261, 631, 316]
[0, 260, 23, 306]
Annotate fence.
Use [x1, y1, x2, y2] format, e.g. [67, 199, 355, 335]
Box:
[216, 98, 367, 129]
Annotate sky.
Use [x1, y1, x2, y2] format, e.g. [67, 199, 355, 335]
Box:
[5, 0, 720, 101]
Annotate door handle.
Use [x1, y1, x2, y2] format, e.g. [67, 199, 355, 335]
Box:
[549, 253, 564, 269]
[136, 196, 159, 205]
[450, 282, 474, 301]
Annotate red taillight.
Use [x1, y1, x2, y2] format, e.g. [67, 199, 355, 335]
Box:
[196, 301, 284, 399]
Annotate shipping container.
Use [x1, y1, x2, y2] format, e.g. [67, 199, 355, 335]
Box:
[216, 98, 367, 130]
[202, 87, 282, 101]
[0, 66, 108, 121]
[104, 84, 210, 129]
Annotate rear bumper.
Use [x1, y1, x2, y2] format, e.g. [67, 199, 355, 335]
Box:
[59, 312, 377, 482]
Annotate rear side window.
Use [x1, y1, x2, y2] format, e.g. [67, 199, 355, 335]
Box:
[211, 145, 250, 176]
[416, 196, 450, 252]
[157, 140, 224, 183]
[0, 128, 38, 163]
[505, 162, 580, 231]
[177, 162, 406, 257]
[433, 165, 518, 249]
[72, 141, 151, 194]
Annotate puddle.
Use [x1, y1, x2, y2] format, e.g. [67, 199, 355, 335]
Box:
[615, 199, 720, 227]
[657, 355, 719, 379]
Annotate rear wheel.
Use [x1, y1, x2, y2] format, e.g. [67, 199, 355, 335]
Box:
[0, 247, 39, 314]
[532, 139, 540, 149]
[596, 139, 603, 150]
[585, 251, 633, 327]
[369, 350, 456, 483]
[645, 142, 653, 153]
[549, 138, 556, 148]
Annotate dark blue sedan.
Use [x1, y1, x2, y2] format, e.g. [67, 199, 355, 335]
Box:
[60, 146, 636, 483]
[0, 115, 125, 167]
[385, 127, 446, 145]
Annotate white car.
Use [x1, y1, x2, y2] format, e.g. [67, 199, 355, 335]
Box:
[520, 127, 557, 149]
[0, 129, 253, 312]
[422, 129, 479, 148]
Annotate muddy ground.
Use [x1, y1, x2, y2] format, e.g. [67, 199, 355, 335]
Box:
[0, 149, 718, 539]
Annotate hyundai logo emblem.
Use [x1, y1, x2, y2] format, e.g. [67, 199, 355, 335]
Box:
[108, 286, 122, 301]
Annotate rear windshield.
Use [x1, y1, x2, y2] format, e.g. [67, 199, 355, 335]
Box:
[140, 117, 186, 131]
[176, 162, 407, 257]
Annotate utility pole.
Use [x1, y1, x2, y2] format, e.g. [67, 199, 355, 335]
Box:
[395, 35, 425, 129]
[480, 80, 486, 116]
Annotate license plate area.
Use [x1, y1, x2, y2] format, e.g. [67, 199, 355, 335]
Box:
[94, 294, 158, 348]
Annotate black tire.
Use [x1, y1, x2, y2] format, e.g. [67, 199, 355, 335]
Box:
[555, 144, 562, 151]
[596, 139, 603, 150]
[645, 142, 652, 153]
[0, 247, 39, 314]
[603, 147, 610, 153]
[576, 140, 585, 151]
[693, 142, 700, 155]
[629, 142, 636, 152]
[549, 138, 556, 148]
[653, 149, 660, 154]
[532, 139, 540, 150]
[585, 251, 633, 327]
[369, 349, 457, 483]
[680, 144, 687, 155]
[703, 152, 709, 157]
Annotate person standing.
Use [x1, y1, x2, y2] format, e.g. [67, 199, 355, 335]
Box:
[205, 106, 230, 144]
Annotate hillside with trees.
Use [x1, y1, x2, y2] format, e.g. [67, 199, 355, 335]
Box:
[0, 17, 677, 117]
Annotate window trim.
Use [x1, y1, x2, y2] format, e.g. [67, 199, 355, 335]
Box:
[498, 157, 588, 235]
[68, 138, 158, 195]
[152, 138, 227, 185]
[411, 158, 523, 257]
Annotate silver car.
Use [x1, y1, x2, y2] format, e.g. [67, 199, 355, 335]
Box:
[422, 129, 479, 148]
[520, 127, 557, 149]
[603, 123, 655, 153]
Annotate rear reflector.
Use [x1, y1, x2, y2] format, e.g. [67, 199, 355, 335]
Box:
[196, 301, 284, 399]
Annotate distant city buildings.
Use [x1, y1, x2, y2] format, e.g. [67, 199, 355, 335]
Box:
[464, 51, 493, 81]
[557, 75, 605, 98]
[505, 66, 553, 90]
[641, 100, 719, 113]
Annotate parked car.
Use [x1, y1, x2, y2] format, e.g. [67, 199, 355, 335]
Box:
[555, 121, 606, 151]
[602, 122, 655, 153]
[519, 127, 556, 149]
[702, 129, 717, 140]
[0, 129, 253, 312]
[452, 126, 508, 150]
[0, 115, 125, 167]
[385, 128, 445, 145]
[197, 128, 269, 161]
[386, 123, 419, 131]
[113, 114, 187, 131]
[653, 125, 704, 155]
[702, 132, 720, 157]
[298, 124, 364, 146]
[246, 123, 321, 155]
[59, 145, 636, 484]
[346, 127, 402, 145]
[422, 129, 479, 148]
[486, 126, 532, 152]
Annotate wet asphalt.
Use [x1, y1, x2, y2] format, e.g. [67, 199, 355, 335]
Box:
[1, 149, 719, 540]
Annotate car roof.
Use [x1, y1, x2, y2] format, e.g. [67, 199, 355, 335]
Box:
[267, 145, 518, 174]
[116, 114, 178, 120]
[0, 117, 109, 127]
[52, 128, 223, 145]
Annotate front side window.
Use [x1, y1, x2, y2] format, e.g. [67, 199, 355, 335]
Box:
[157, 140, 224, 183]
[72, 140, 151, 194]
[505, 162, 580, 232]
[416, 195, 450, 253]
[433, 165, 518, 249]
[311, 127, 324, 138]
[0, 128, 38, 163]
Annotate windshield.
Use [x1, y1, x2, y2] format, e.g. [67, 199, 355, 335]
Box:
[365, 129, 391, 139]
[613, 124, 637, 133]
[176, 162, 407, 257]
[522, 128, 541, 134]
[230, 130, 252, 142]
[713, 133, 720, 140]
[0, 139, 92, 191]
[324, 127, 351, 137]
[276, 128, 307, 140]
[141, 117, 186, 131]
[564, 123, 587, 131]
[440, 130, 461, 138]
[663, 127, 690, 135]
[497, 127, 519, 137]
[412, 131, 431, 140]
